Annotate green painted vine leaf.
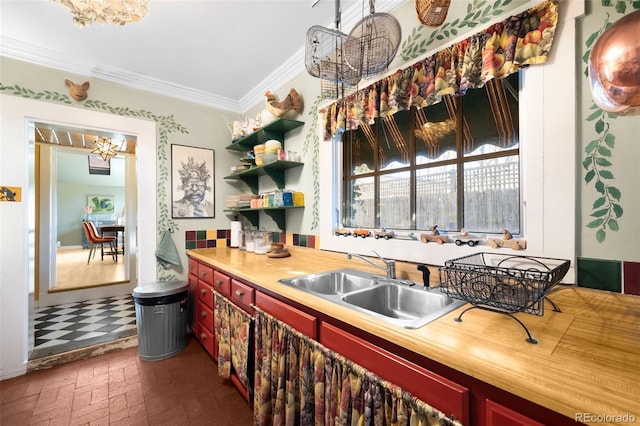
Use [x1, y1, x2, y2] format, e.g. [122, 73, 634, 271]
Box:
[595, 180, 606, 194]
[596, 229, 606, 243]
[586, 109, 602, 121]
[587, 218, 605, 228]
[608, 186, 622, 200]
[597, 146, 612, 156]
[604, 133, 615, 147]
[593, 197, 606, 208]
[595, 157, 612, 167]
[599, 170, 614, 179]
[608, 219, 620, 231]
[590, 209, 609, 218]
[595, 119, 605, 133]
[583, 157, 592, 170]
[585, 169, 596, 183]
[585, 139, 600, 153]
[612, 203, 623, 217]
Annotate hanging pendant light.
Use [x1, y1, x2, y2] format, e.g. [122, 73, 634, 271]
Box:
[92, 137, 118, 160]
[50, 0, 149, 27]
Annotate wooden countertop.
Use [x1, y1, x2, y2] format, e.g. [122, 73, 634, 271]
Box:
[188, 246, 640, 424]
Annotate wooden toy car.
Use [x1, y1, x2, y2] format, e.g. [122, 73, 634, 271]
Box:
[353, 228, 371, 238]
[420, 234, 449, 244]
[454, 237, 481, 247]
[334, 228, 351, 237]
[374, 228, 395, 240]
[488, 238, 527, 250]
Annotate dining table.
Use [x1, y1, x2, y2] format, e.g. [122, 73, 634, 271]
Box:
[100, 224, 124, 260]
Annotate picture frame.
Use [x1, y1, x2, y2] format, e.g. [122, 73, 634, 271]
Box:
[88, 195, 115, 214]
[171, 144, 215, 218]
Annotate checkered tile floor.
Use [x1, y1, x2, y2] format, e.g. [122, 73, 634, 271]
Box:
[31, 294, 137, 359]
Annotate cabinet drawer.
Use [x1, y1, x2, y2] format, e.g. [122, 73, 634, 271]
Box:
[255, 292, 317, 339]
[198, 262, 214, 285]
[188, 257, 198, 276]
[198, 301, 214, 333]
[213, 270, 231, 298]
[198, 324, 215, 359]
[231, 279, 255, 313]
[197, 280, 214, 309]
[319, 322, 469, 425]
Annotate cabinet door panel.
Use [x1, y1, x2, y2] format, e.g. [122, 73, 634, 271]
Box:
[213, 270, 231, 298]
[231, 279, 255, 313]
[255, 292, 317, 339]
[486, 399, 545, 426]
[198, 262, 214, 285]
[319, 322, 469, 425]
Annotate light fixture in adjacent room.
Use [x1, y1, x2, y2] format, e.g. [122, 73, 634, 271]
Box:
[92, 137, 118, 160]
[50, 0, 149, 27]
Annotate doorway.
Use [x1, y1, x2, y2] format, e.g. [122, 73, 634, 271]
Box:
[0, 94, 158, 378]
[34, 123, 137, 308]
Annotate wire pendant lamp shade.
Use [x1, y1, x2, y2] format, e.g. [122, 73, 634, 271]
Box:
[344, 1, 401, 79]
[305, 0, 360, 100]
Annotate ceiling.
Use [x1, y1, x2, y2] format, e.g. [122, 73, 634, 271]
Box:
[1, 0, 405, 113]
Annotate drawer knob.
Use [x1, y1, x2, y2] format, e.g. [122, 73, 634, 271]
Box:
[215, 279, 223, 285]
[200, 311, 207, 317]
[235, 290, 244, 297]
[200, 288, 206, 294]
[200, 333, 207, 340]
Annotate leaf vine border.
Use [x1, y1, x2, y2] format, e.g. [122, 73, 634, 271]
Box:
[580, 1, 639, 242]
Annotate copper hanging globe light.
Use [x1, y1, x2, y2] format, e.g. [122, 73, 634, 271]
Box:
[588, 10, 640, 115]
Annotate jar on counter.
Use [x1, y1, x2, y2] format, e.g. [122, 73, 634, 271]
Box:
[254, 230, 272, 255]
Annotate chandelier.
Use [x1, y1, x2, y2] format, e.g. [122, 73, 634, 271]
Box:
[92, 137, 118, 160]
[51, 0, 149, 27]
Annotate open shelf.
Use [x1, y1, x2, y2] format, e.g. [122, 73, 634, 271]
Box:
[224, 206, 304, 232]
[224, 160, 303, 194]
[226, 118, 304, 151]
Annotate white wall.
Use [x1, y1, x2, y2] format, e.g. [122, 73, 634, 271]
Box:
[0, 95, 157, 379]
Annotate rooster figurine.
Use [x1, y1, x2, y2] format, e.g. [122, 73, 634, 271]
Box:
[265, 88, 303, 118]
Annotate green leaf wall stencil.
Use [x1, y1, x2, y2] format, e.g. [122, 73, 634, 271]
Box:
[581, 2, 639, 242]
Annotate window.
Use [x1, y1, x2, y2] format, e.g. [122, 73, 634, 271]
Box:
[342, 72, 520, 235]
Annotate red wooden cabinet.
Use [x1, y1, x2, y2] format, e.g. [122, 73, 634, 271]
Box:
[319, 322, 470, 425]
[213, 270, 231, 298]
[255, 291, 317, 339]
[231, 279, 255, 313]
[486, 399, 545, 426]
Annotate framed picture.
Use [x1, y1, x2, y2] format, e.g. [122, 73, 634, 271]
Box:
[88, 195, 115, 214]
[171, 144, 215, 218]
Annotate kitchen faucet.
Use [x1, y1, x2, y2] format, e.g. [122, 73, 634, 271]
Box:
[347, 251, 396, 279]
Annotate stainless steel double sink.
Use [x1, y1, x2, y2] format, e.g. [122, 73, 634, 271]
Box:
[278, 268, 466, 329]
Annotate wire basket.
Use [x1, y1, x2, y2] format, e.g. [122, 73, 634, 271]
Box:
[439, 253, 570, 316]
[415, 0, 450, 27]
[305, 25, 360, 100]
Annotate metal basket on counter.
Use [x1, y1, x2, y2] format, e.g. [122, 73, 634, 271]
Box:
[438, 253, 570, 343]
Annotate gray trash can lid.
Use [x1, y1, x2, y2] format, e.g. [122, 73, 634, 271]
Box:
[132, 280, 188, 298]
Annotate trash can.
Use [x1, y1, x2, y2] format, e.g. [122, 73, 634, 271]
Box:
[132, 280, 188, 361]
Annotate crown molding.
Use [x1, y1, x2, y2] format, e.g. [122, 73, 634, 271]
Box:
[0, 0, 405, 114]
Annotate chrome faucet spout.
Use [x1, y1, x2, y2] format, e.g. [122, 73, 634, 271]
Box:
[347, 251, 396, 279]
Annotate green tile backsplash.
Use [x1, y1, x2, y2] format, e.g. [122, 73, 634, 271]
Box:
[577, 257, 622, 293]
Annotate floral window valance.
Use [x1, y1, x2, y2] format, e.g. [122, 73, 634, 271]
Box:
[321, 0, 559, 140]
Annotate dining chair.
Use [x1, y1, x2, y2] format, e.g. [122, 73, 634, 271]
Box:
[82, 221, 117, 264]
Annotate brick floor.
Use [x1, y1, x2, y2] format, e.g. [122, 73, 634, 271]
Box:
[1, 337, 253, 425]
